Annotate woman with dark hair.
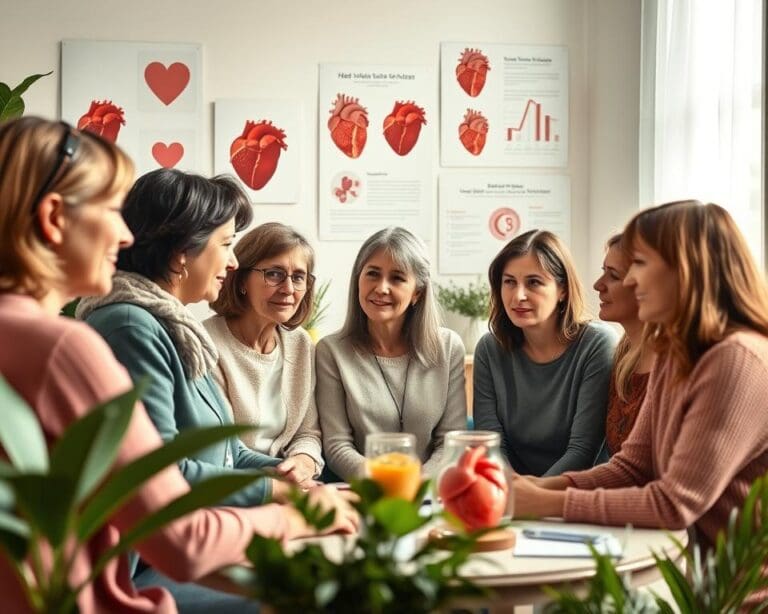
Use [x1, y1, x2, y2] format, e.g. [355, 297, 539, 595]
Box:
[593, 234, 653, 457]
[513, 202, 768, 604]
[316, 227, 467, 480]
[0, 118, 356, 613]
[205, 222, 323, 489]
[473, 229, 617, 476]
[77, 169, 357, 610]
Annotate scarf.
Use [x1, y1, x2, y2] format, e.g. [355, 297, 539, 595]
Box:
[76, 271, 218, 380]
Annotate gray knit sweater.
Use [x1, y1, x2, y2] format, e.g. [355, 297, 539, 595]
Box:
[316, 328, 467, 480]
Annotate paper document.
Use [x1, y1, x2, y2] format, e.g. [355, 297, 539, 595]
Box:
[513, 528, 623, 559]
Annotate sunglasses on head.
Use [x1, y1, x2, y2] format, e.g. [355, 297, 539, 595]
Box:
[30, 122, 81, 214]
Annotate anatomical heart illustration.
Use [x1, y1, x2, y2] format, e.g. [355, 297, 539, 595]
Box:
[458, 109, 488, 156]
[327, 94, 368, 158]
[382, 101, 426, 156]
[456, 48, 490, 97]
[230, 120, 288, 191]
[77, 100, 125, 143]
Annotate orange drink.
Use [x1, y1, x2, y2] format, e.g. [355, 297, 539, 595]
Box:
[367, 452, 422, 500]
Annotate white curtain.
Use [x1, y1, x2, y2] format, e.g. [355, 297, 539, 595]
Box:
[640, 0, 764, 265]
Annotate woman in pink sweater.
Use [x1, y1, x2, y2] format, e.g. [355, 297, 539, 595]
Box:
[0, 117, 357, 613]
[513, 200, 768, 557]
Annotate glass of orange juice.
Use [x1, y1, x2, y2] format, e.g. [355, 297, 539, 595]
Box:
[365, 433, 421, 501]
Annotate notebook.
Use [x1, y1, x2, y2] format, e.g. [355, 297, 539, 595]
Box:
[513, 528, 624, 559]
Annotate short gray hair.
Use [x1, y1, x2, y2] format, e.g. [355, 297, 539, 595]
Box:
[340, 227, 442, 367]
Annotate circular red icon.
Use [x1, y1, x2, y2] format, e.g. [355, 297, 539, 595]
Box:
[488, 207, 521, 240]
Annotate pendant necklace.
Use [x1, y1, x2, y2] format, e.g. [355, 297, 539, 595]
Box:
[374, 354, 412, 431]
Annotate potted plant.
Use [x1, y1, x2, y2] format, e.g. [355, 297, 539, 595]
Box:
[303, 279, 331, 343]
[0, 374, 269, 613]
[543, 471, 768, 613]
[437, 280, 490, 354]
[0, 72, 52, 121]
[235, 479, 494, 613]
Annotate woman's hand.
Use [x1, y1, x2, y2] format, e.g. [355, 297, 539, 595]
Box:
[284, 485, 360, 539]
[275, 454, 317, 489]
[511, 474, 567, 519]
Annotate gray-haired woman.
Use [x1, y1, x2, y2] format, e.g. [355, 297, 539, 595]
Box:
[316, 227, 467, 480]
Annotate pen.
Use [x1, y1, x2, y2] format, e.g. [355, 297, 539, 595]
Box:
[521, 528, 603, 543]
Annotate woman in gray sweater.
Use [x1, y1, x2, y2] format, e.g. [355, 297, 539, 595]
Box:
[473, 230, 617, 477]
[316, 227, 467, 480]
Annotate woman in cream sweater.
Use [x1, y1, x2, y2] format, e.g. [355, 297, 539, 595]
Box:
[206, 223, 323, 488]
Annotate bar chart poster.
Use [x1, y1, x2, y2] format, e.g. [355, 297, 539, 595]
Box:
[438, 173, 570, 274]
[440, 43, 568, 168]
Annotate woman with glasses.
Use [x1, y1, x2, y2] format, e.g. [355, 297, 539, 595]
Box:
[0, 118, 357, 613]
[205, 222, 323, 489]
[316, 227, 467, 480]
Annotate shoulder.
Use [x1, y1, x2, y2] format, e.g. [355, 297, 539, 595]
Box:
[202, 314, 227, 342]
[579, 321, 620, 351]
[439, 327, 465, 352]
[279, 325, 313, 349]
[474, 331, 502, 357]
[316, 331, 347, 354]
[86, 302, 165, 335]
[697, 331, 768, 376]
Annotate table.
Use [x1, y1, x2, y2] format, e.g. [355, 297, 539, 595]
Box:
[200, 519, 686, 612]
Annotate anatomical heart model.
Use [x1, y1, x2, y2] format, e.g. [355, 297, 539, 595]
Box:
[230, 120, 288, 191]
[456, 48, 490, 98]
[77, 100, 125, 143]
[458, 109, 488, 156]
[382, 101, 426, 156]
[328, 94, 368, 158]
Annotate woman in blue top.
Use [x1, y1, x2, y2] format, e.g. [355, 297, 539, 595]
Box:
[473, 229, 617, 476]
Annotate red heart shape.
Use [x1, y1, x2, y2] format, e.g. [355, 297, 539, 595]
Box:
[144, 62, 190, 106]
[152, 142, 184, 168]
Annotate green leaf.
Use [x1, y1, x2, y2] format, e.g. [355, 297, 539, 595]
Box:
[0, 94, 23, 121]
[0, 376, 48, 472]
[0, 510, 30, 560]
[371, 498, 428, 536]
[77, 423, 255, 542]
[50, 383, 144, 503]
[10, 72, 53, 97]
[653, 554, 696, 612]
[86, 471, 272, 586]
[9, 474, 75, 547]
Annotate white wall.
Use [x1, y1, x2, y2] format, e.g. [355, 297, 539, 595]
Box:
[1, 0, 641, 333]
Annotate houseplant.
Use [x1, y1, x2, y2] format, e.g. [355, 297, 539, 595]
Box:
[303, 279, 331, 343]
[238, 479, 494, 613]
[437, 280, 490, 354]
[0, 374, 269, 613]
[0, 72, 52, 121]
[544, 471, 768, 613]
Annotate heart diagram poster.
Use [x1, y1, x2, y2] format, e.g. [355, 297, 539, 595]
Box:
[438, 173, 570, 274]
[440, 43, 568, 168]
[61, 40, 202, 176]
[318, 63, 435, 241]
[214, 99, 301, 204]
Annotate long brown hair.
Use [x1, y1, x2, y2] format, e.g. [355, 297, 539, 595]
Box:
[0, 117, 133, 297]
[488, 229, 588, 352]
[623, 200, 768, 377]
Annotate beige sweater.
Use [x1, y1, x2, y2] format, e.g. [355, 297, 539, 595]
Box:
[563, 331, 768, 551]
[204, 315, 323, 473]
[316, 328, 467, 480]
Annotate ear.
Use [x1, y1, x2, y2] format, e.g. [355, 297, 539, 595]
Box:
[411, 288, 423, 306]
[36, 192, 68, 246]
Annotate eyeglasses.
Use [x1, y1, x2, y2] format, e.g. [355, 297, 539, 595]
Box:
[30, 122, 81, 214]
[250, 267, 315, 290]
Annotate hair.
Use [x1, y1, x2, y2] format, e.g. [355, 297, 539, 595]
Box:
[623, 200, 768, 377]
[117, 169, 253, 282]
[488, 229, 588, 352]
[603, 233, 642, 401]
[0, 116, 134, 298]
[210, 222, 315, 329]
[340, 227, 442, 367]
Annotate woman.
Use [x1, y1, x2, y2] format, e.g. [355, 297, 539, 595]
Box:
[593, 234, 654, 457]
[0, 117, 356, 613]
[473, 230, 617, 476]
[513, 202, 768, 598]
[76, 168, 354, 608]
[316, 226, 467, 480]
[205, 222, 323, 489]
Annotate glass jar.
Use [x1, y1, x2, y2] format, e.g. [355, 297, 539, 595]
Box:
[435, 430, 513, 530]
[365, 432, 421, 500]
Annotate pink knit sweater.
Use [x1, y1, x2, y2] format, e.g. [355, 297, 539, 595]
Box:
[563, 331, 768, 547]
[0, 294, 290, 613]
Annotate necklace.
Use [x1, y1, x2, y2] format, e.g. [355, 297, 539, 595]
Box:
[374, 354, 411, 431]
